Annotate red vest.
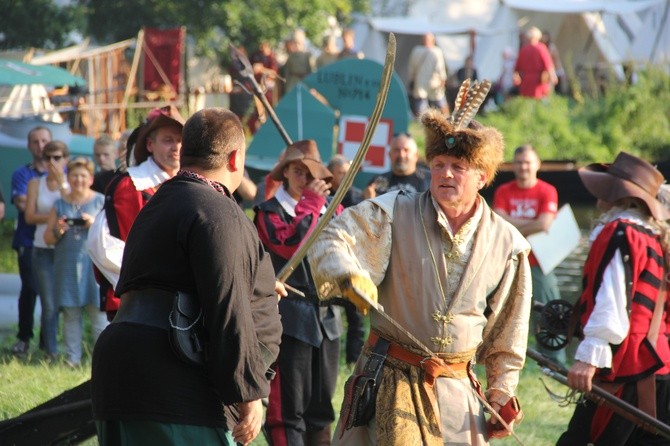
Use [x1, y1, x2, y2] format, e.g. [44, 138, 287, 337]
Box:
[574, 219, 670, 382]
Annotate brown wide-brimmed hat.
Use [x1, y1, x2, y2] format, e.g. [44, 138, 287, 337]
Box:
[131, 105, 185, 165]
[578, 151, 670, 221]
[269, 140, 332, 182]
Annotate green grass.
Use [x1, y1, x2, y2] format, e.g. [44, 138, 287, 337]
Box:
[0, 353, 91, 419]
[0, 220, 18, 274]
[0, 321, 98, 446]
[0, 222, 573, 445]
[0, 322, 573, 446]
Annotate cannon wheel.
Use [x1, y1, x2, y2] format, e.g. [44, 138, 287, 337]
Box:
[536, 299, 573, 351]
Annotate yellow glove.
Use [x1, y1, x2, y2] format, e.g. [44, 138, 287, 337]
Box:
[339, 274, 378, 316]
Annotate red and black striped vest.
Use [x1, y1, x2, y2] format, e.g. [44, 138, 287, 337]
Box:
[573, 219, 670, 383]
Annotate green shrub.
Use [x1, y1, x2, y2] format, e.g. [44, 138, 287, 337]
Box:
[478, 67, 670, 164]
[577, 67, 670, 161]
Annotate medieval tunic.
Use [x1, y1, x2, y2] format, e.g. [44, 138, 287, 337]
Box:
[255, 185, 343, 444]
[558, 209, 670, 445]
[92, 175, 282, 431]
[309, 190, 532, 445]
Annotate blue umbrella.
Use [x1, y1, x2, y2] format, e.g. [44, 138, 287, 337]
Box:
[0, 59, 86, 87]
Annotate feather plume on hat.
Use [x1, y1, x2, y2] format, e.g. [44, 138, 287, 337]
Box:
[421, 79, 504, 185]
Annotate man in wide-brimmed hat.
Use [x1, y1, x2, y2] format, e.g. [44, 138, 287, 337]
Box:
[90, 105, 185, 320]
[308, 81, 531, 444]
[558, 151, 670, 445]
[254, 139, 344, 445]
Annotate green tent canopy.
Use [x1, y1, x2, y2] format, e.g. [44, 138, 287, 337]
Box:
[0, 59, 86, 87]
[245, 58, 410, 187]
[246, 83, 337, 174]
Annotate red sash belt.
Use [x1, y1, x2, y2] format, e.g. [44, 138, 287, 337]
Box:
[368, 332, 469, 386]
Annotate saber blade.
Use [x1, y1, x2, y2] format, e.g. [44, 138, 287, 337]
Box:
[276, 33, 397, 283]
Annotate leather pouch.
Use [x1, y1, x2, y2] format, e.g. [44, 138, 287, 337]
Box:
[168, 292, 206, 366]
[339, 337, 390, 436]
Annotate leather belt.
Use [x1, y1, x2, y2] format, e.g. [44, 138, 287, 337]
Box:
[368, 331, 470, 385]
[112, 289, 176, 330]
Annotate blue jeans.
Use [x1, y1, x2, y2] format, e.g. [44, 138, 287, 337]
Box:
[32, 247, 59, 354]
[62, 304, 108, 365]
[16, 246, 38, 342]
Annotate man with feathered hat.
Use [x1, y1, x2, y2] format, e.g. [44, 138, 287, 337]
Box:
[308, 80, 531, 444]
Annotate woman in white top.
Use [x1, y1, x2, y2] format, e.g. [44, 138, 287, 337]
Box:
[24, 140, 69, 358]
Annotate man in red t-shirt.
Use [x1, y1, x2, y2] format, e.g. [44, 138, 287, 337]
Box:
[513, 27, 557, 99]
[493, 144, 565, 364]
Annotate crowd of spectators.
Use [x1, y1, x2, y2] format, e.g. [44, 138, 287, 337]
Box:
[4, 19, 663, 446]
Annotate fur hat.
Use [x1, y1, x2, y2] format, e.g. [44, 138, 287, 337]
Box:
[421, 80, 503, 185]
[128, 105, 185, 166]
[269, 140, 332, 182]
[578, 151, 670, 221]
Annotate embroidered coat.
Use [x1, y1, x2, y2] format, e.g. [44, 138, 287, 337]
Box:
[309, 191, 532, 445]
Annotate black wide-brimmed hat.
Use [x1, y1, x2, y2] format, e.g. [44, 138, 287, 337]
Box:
[578, 151, 670, 221]
[269, 140, 332, 182]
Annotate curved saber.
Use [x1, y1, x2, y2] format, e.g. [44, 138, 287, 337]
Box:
[276, 33, 397, 283]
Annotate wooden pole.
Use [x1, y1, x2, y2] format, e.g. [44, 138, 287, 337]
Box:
[116, 29, 144, 136]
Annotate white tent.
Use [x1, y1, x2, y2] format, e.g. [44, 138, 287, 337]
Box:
[356, 0, 666, 87]
[628, 0, 670, 67]
[352, 1, 506, 83]
[497, 0, 662, 81]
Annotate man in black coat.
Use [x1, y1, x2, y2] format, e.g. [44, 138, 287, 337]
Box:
[92, 108, 282, 445]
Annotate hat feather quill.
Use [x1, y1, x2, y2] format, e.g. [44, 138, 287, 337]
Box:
[421, 78, 503, 186]
[451, 80, 491, 130]
[451, 78, 471, 123]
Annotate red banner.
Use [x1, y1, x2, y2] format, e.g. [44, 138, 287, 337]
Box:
[143, 27, 184, 96]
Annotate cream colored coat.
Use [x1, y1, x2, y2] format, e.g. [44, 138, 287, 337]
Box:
[308, 191, 532, 445]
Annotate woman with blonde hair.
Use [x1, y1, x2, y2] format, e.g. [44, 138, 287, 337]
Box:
[45, 157, 107, 366]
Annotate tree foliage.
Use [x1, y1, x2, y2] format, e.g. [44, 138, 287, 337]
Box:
[0, 0, 85, 49]
[81, 0, 368, 59]
[479, 67, 670, 164]
[81, 0, 215, 42]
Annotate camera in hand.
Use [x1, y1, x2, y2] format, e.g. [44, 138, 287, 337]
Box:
[65, 217, 86, 226]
